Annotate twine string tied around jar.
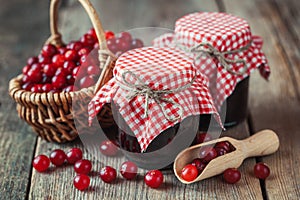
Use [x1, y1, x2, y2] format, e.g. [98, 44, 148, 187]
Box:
[117, 70, 196, 122]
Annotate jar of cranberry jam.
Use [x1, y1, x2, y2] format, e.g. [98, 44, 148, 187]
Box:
[153, 12, 270, 127]
[88, 47, 221, 169]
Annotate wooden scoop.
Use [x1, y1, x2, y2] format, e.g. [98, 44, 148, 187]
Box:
[173, 129, 279, 184]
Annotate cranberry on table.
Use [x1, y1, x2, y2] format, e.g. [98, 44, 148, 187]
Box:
[100, 166, 117, 183]
[66, 148, 83, 164]
[74, 159, 92, 175]
[32, 155, 50, 172]
[144, 170, 164, 189]
[73, 174, 90, 191]
[99, 140, 118, 157]
[49, 149, 66, 166]
[223, 168, 241, 184]
[120, 161, 138, 180]
[254, 162, 270, 180]
[181, 164, 198, 182]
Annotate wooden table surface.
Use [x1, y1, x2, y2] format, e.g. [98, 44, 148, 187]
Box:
[1, 0, 299, 199]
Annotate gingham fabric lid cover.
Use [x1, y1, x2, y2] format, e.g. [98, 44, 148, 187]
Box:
[153, 12, 270, 110]
[88, 47, 221, 152]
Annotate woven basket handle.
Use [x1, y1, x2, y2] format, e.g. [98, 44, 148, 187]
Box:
[46, 0, 115, 93]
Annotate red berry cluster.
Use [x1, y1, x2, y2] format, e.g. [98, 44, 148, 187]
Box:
[33, 146, 164, 191]
[33, 148, 93, 191]
[21, 29, 143, 93]
[106, 31, 143, 57]
[180, 141, 235, 182]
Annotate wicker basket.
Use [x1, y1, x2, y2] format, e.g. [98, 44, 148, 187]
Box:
[8, 0, 116, 143]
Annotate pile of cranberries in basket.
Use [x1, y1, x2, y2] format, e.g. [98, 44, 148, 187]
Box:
[21, 29, 143, 93]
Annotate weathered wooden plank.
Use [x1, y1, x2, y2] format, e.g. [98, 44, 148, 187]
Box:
[224, 0, 300, 199]
[0, 0, 51, 199]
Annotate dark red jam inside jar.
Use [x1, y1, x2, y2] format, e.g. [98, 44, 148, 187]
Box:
[98, 112, 199, 169]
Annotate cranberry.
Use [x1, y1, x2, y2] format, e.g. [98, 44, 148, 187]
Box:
[78, 47, 90, 56]
[43, 63, 56, 77]
[107, 38, 117, 53]
[105, 30, 115, 40]
[66, 148, 83, 164]
[100, 140, 118, 156]
[115, 38, 131, 52]
[66, 75, 75, 85]
[81, 34, 96, 47]
[32, 155, 50, 172]
[181, 164, 198, 182]
[52, 54, 65, 67]
[79, 75, 95, 88]
[50, 149, 66, 166]
[215, 141, 231, 152]
[191, 158, 206, 174]
[72, 66, 86, 80]
[119, 32, 132, 42]
[51, 74, 67, 89]
[38, 55, 52, 64]
[80, 55, 88, 65]
[74, 174, 90, 191]
[22, 65, 31, 75]
[58, 47, 67, 55]
[63, 61, 76, 73]
[199, 146, 217, 163]
[87, 65, 100, 75]
[88, 28, 97, 39]
[74, 159, 92, 175]
[223, 168, 241, 184]
[22, 82, 32, 91]
[42, 44, 57, 57]
[27, 69, 42, 83]
[27, 56, 38, 66]
[144, 170, 164, 189]
[195, 132, 213, 144]
[31, 63, 42, 71]
[215, 148, 227, 156]
[254, 162, 270, 180]
[131, 39, 144, 49]
[120, 161, 138, 180]
[67, 41, 83, 51]
[42, 83, 53, 92]
[31, 84, 42, 93]
[64, 49, 79, 62]
[62, 85, 74, 92]
[99, 166, 117, 183]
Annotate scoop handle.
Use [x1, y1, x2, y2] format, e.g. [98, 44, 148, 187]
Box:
[242, 129, 279, 158]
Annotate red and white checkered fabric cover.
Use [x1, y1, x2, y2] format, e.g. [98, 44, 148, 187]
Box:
[88, 47, 221, 152]
[153, 12, 270, 110]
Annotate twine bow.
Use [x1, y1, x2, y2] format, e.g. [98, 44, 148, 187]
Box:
[175, 40, 252, 75]
[117, 71, 195, 122]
